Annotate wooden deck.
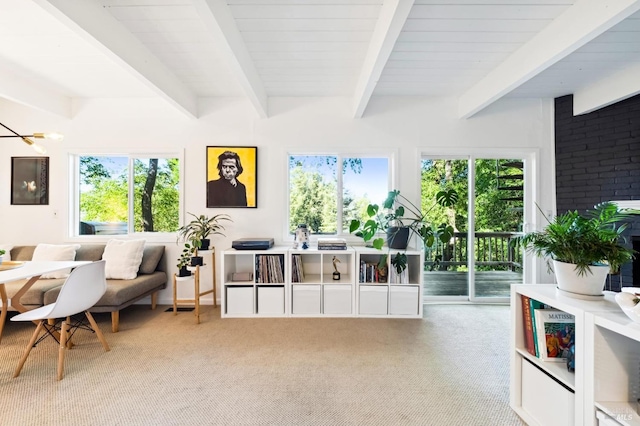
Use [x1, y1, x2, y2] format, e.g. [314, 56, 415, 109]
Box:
[423, 270, 522, 298]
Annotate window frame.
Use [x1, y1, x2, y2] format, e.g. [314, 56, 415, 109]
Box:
[68, 149, 184, 242]
[286, 150, 395, 242]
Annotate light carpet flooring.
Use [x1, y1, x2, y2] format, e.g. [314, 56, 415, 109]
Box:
[0, 304, 524, 426]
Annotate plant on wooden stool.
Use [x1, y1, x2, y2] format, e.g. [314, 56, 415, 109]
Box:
[177, 244, 194, 277]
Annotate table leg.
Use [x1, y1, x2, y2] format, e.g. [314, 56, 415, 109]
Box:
[212, 249, 217, 308]
[195, 266, 200, 324]
[12, 275, 41, 314]
[172, 274, 177, 315]
[0, 284, 7, 344]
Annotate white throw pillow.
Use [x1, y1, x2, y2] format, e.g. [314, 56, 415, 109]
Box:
[102, 239, 146, 280]
[32, 243, 81, 279]
[0, 244, 13, 261]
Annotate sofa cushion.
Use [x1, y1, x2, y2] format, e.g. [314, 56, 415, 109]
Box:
[43, 272, 167, 308]
[11, 246, 36, 261]
[102, 239, 145, 280]
[5, 278, 66, 306]
[76, 245, 106, 262]
[32, 243, 81, 278]
[139, 245, 165, 275]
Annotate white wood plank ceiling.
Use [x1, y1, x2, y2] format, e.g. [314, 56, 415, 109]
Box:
[0, 0, 639, 119]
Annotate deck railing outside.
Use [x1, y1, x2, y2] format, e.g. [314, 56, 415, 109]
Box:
[424, 231, 523, 272]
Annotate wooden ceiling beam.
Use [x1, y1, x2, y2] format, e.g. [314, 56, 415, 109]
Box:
[35, 0, 198, 118]
[193, 0, 268, 119]
[458, 0, 640, 119]
[352, 0, 414, 118]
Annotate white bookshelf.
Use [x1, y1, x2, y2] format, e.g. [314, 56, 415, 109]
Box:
[289, 247, 355, 317]
[511, 284, 626, 426]
[221, 247, 289, 318]
[354, 247, 423, 318]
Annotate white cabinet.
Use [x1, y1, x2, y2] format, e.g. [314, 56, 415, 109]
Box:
[221, 246, 422, 319]
[289, 248, 355, 317]
[510, 284, 624, 426]
[221, 248, 288, 318]
[355, 247, 423, 318]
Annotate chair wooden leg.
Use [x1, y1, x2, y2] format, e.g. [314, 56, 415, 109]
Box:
[14, 320, 44, 378]
[111, 311, 119, 333]
[85, 311, 110, 352]
[57, 320, 68, 380]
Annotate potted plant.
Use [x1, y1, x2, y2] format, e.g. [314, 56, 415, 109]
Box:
[176, 244, 193, 277]
[177, 212, 232, 264]
[349, 189, 458, 274]
[519, 202, 636, 296]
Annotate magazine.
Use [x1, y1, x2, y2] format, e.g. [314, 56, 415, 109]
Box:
[533, 308, 575, 362]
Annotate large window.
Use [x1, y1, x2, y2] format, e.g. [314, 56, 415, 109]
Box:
[288, 154, 390, 235]
[72, 154, 180, 237]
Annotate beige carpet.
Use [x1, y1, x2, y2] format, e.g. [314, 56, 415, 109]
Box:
[0, 304, 524, 426]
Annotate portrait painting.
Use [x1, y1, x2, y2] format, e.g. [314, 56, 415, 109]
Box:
[11, 156, 49, 205]
[206, 146, 257, 208]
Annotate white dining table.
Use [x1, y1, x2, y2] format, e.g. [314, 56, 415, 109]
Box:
[0, 260, 91, 343]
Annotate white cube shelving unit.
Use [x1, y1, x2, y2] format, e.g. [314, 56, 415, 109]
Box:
[355, 247, 423, 318]
[510, 284, 634, 426]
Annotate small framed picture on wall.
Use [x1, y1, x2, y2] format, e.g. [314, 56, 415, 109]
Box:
[11, 156, 49, 205]
[206, 146, 257, 208]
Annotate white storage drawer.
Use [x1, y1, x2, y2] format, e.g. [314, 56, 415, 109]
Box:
[323, 284, 352, 315]
[521, 359, 575, 426]
[359, 285, 388, 315]
[257, 285, 285, 314]
[389, 285, 419, 315]
[225, 286, 254, 315]
[292, 284, 321, 314]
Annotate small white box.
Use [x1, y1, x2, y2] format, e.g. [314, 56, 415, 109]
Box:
[257, 285, 285, 314]
[359, 285, 388, 315]
[292, 284, 321, 314]
[225, 286, 254, 315]
[521, 359, 575, 426]
[323, 284, 351, 314]
[389, 285, 419, 315]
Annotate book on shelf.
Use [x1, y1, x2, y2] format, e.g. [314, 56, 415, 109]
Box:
[291, 254, 305, 283]
[520, 295, 536, 357]
[317, 238, 347, 250]
[529, 298, 546, 357]
[533, 308, 575, 362]
[254, 254, 285, 283]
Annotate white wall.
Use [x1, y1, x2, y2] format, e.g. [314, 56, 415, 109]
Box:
[0, 95, 556, 304]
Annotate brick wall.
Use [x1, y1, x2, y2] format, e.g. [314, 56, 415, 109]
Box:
[555, 94, 640, 288]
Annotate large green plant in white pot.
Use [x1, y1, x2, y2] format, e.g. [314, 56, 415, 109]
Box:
[519, 202, 636, 297]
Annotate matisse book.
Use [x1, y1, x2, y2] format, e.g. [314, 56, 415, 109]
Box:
[533, 308, 575, 362]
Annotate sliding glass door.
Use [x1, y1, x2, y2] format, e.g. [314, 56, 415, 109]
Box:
[422, 156, 526, 302]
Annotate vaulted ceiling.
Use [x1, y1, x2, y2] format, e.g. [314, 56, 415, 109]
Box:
[1, 0, 640, 120]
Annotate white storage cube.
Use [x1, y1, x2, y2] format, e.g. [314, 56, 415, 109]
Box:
[225, 286, 254, 315]
[521, 359, 575, 426]
[323, 284, 352, 314]
[292, 285, 321, 314]
[389, 285, 419, 315]
[257, 286, 285, 314]
[359, 285, 388, 315]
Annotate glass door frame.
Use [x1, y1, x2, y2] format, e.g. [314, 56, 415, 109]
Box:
[421, 149, 537, 304]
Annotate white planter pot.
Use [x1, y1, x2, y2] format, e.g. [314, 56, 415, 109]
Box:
[552, 259, 609, 296]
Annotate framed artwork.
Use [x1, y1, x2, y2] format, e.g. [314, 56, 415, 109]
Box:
[206, 146, 257, 208]
[11, 157, 49, 205]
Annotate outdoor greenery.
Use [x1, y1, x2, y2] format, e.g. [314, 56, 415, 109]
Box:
[79, 156, 179, 232]
[518, 202, 636, 276]
[349, 189, 459, 273]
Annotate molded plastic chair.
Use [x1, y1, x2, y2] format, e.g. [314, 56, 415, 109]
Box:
[11, 260, 110, 380]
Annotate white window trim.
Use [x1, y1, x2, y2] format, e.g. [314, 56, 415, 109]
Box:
[285, 149, 396, 244]
[68, 149, 184, 243]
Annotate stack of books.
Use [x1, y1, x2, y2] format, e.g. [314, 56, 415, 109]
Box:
[317, 238, 347, 250]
